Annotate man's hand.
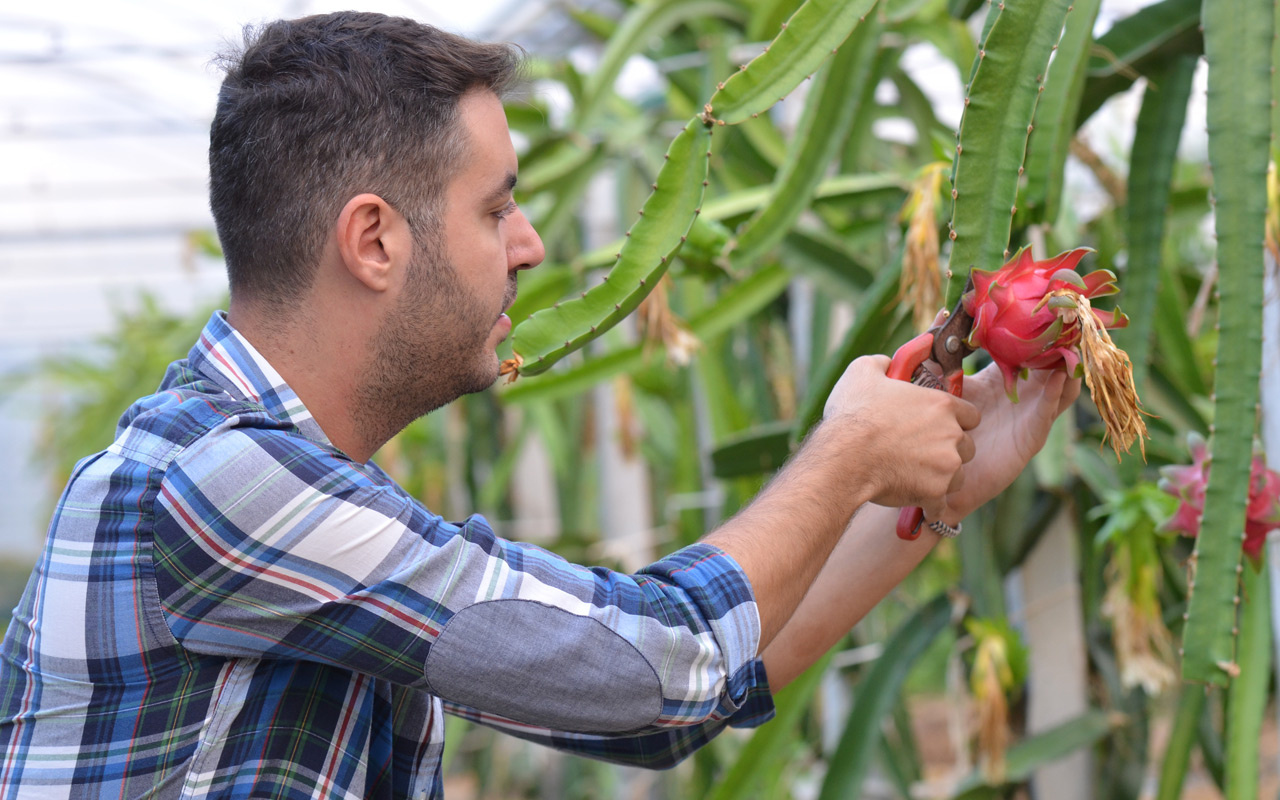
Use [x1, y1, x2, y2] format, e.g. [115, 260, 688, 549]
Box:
[822, 355, 980, 522]
[942, 364, 1081, 522]
[758, 359, 1079, 690]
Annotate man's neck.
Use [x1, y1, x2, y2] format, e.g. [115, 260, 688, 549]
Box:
[227, 299, 380, 463]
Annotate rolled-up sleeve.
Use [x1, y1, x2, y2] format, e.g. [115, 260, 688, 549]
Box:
[151, 423, 774, 742]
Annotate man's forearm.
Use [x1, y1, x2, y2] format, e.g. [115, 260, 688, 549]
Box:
[702, 418, 875, 652]
[750, 366, 1078, 691]
[758, 503, 938, 690]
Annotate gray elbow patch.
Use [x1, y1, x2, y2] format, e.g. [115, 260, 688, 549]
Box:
[426, 600, 663, 733]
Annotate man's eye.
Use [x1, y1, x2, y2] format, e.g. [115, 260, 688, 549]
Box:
[494, 201, 518, 220]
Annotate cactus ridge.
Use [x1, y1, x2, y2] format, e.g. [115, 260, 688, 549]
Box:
[1179, 0, 1275, 687]
[512, 118, 713, 375]
[945, 0, 1075, 308]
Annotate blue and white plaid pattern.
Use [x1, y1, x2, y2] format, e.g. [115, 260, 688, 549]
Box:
[0, 311, 773, 799]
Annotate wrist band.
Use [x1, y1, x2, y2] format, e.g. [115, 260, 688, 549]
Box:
[928, 519, 962, 538]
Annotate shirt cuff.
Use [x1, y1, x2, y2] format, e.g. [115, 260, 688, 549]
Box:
[639, 543, 762, 682]
[721, 658, 775, 729]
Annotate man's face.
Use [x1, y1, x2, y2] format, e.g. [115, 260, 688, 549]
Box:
[435, 89, 544, 369]
[360, 90, 543, 430]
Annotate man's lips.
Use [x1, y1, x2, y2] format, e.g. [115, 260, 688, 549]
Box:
[497, 279, 519, 334]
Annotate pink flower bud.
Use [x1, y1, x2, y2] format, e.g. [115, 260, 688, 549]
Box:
[1159, 432, 1280, 561]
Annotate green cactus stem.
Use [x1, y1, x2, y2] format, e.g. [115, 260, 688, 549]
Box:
[1119, 55, 1197, 391]
[705, 0, 877, 125]
[510, 117, 712, 376]
[944, 0, 1074, 307]
[728, 7, 881, 268]
[1179, 0, 1273, 687]
[574, 0, 742, 129]
[1225, 563, 1271, 799]
[505, 264, 792, 402]
[1018, 0, 1101, 227]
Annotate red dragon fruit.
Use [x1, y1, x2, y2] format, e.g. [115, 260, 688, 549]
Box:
[962, 246, 1146, 458]
[1160, 432, 1280, 562]
[963, 247, 1128, 400]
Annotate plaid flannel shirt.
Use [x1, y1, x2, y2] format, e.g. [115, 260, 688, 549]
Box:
[0, 311, 773, 799]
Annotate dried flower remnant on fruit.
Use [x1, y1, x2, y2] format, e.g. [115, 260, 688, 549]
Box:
[898, 162, 947, 332]
[1040, 288, 1149, 459]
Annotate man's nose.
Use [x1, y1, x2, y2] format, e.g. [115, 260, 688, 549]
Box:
[510, 210, 544, 272]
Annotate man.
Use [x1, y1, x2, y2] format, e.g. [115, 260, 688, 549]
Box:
[0, 11, 1078, 799]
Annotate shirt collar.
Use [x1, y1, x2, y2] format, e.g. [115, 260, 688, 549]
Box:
[185, 310, 332, 446]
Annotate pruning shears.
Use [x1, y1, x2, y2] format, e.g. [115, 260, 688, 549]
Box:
[885, 278, 976, 540]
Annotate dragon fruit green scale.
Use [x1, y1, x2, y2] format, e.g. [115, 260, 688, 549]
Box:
[962, 246, 1129, 401]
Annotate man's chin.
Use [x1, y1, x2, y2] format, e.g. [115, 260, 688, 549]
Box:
[466, 353, 503, 395]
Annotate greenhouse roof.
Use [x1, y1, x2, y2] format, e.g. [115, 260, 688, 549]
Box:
[0, 0, 581, 349]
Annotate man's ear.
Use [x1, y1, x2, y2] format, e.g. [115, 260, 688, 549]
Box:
[334, 193, 413, 292]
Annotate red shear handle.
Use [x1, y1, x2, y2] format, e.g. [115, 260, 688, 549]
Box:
[897, 507, 925, 540]
[886, 331, 934, 382]
[887, 332, 938, 540]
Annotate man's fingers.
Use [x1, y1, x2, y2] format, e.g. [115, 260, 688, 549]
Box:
[1059, 374, 1082, 412]
[922, 500, 949, 524]
[954, 397, 981, 431]
[947, 467, 966, 495]
[958, 433, 976, 464]
[862, 354, 891, 373]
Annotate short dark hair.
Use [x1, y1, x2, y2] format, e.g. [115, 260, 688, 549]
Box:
[209, 12, 523, 308]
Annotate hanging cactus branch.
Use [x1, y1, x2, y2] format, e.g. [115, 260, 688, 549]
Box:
[1018, 0, 1102, 226]
[1119, 55, 1199, 391]
[704, 0, 877, 125]
[506, 118, 712, 378]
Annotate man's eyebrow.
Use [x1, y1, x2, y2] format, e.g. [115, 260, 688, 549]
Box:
[483, 172, 518, 205]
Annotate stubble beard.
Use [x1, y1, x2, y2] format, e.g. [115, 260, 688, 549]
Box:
[353, 246, 510, 452]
